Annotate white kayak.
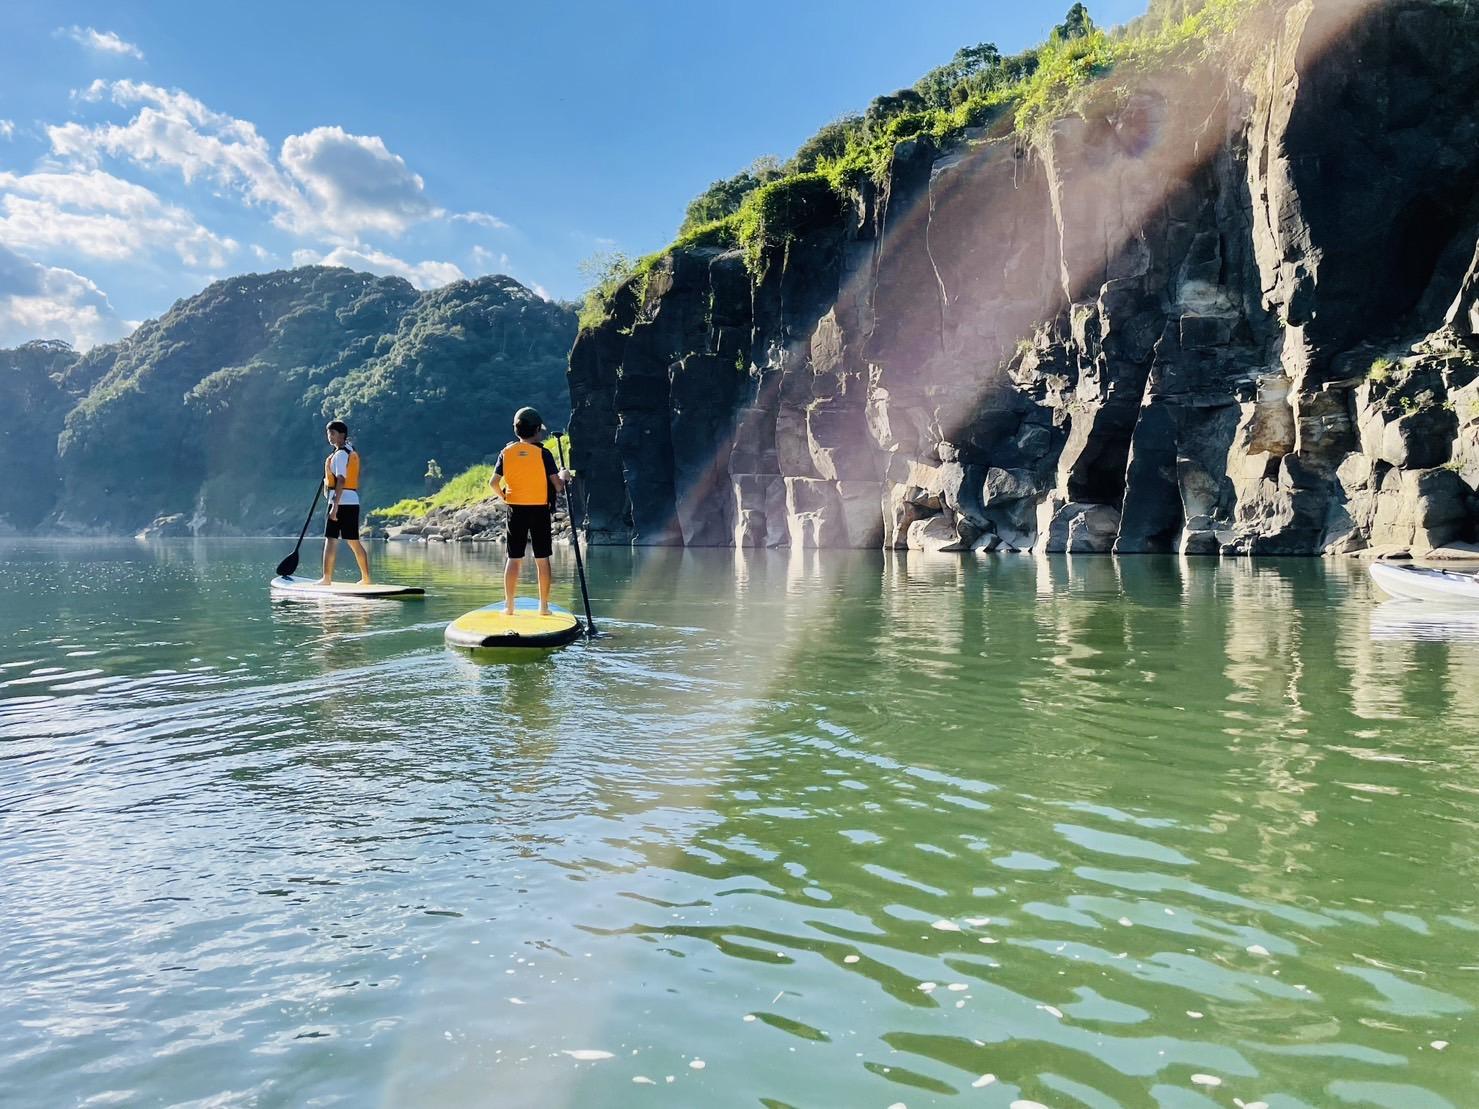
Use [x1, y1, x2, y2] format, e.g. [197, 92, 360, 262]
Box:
[270, 575, 425, 599]
[1369, 562, 1479, 605]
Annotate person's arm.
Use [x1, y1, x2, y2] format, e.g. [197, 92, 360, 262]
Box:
[489, 451, 507, 501]
[542, 448, 567, 494]
[328, 450, 347, 518]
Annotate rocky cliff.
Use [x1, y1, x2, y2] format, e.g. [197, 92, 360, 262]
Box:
[1, 267, 575, 535]
[569, 0, 1479, 557]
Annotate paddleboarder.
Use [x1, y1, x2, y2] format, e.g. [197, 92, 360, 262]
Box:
[490, 407, 571, 616]
[315, 420, 372, 586]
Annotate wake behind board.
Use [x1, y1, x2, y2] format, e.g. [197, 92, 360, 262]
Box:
[271, 575, 425, 599]
[445, 597, 582, 650]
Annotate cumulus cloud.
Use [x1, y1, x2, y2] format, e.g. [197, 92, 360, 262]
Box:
[291, 245, 465, 290]
[280, 126, 440, 237]
[61, 26, 144, 60]
[55, 81, 302, 220]
[0, 169, 236, 268]
[53, 81, 503, 243]
[0, 242, 130, 348]
[0, 121, 14, 140]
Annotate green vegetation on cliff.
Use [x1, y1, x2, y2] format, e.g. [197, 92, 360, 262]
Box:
[2, 267, 577, 534]
[581, 0, 1262, 327]
[0, 340, 80, 530]
[371, 433, 569, 522]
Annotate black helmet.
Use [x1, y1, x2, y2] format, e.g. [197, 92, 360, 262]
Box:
[514, 407, 544, 438]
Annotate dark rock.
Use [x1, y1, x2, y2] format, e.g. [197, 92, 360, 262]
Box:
[567, 0, 1479, 557]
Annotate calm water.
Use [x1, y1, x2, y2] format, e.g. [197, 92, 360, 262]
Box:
[2, 540, 1477, 1108]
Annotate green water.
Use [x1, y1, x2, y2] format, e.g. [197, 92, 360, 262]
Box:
[2, 540, 1477, 1108]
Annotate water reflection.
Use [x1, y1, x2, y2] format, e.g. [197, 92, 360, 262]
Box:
[1, 540, 1477, 1108]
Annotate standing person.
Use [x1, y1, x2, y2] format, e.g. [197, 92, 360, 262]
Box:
[490, 407, 571, 615]
[316, 420, 373, 586]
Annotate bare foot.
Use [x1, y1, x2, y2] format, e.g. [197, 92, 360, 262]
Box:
[503, 606, 515, 616]
[313, 578, 332, 587]
[538, 608, 552, 616]
[357, 579, 373, 586]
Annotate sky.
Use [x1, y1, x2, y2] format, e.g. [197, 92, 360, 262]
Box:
[0, 0, 1148, 349]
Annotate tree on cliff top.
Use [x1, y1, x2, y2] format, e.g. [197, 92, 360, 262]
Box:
[1053, 3, 1097, 42]
[679, 157, 786, 235]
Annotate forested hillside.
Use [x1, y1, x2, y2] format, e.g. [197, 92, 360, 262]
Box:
[0, 267, 575, 534]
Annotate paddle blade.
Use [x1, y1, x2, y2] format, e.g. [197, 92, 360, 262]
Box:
[275, 550, 299, 578]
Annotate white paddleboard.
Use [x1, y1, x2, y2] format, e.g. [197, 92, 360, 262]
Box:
[271, 575, 425, 599]
[1369, 562, 1479, 605]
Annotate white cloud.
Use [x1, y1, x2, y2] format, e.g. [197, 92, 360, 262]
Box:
[52, 81, 499, 245]
[0, 242, 130, 349]
[0, 169, 236, 268]
[292, 245, 465, 290]
[61, 26, 144, 61]
[470, 245, 511, 272]
[453, 211, 507, 230]
[0, 121, 13, 140]
[280, 126, 440, 237]
[54, 81, 304, 223]
[531, 284, 551, 301]
[250, 244, 272, 262]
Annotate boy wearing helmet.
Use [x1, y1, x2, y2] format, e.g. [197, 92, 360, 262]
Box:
[490, 407, 571, 615]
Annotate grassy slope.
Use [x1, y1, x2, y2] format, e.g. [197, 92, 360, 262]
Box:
[371, 434, 571, 521]
[579, 0, 1259, 329]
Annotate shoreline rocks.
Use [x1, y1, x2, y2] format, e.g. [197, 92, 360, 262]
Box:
[370, 499, 573, 545]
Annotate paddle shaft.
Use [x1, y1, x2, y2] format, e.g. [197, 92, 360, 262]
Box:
[276, 483, 323, 577]
[553, 435, 597, 637]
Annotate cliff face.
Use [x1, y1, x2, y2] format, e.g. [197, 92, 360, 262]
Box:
[570, 0, 1479, 557]
[0, 267, 575, 535]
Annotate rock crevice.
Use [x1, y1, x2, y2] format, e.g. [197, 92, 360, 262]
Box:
[571, 0, 1479, 557]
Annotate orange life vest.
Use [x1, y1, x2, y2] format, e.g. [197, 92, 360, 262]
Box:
[499, 442, 550, 506]
[324, 448, 360, 492]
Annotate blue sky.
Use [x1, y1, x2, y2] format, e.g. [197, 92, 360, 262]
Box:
[0, 0, 1148, 348]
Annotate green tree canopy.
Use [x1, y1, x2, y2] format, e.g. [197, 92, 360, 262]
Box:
[1053, 3, 1096, 42]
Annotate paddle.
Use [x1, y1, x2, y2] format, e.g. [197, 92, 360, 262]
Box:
[275, 483, 323, 578]
[552, 432, 598, 637]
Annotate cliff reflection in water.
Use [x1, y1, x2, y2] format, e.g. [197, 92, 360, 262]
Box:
[4, 540, 1476, 1107]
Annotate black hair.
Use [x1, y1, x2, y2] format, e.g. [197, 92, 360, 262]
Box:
[326, 420, 349, 436]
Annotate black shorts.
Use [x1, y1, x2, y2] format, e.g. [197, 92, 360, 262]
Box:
[325, 504, 361, 540]
[507, 504, 552, 559]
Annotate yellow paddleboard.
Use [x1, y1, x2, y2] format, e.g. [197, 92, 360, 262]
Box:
[445, 598, 582, 650]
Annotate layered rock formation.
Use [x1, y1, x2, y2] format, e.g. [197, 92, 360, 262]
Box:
[569, 0, 1479, 556]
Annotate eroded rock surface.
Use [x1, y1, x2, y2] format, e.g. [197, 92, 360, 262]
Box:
[571, 0, 1479, 556]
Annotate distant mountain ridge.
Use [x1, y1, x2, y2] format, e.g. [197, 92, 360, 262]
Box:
[0, 267, 576, 535]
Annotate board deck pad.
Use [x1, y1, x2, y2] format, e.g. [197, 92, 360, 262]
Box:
[445, 598, 582, 650]
[271, 575, 425, 599]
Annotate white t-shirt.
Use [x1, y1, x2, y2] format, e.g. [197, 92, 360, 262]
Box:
[330, 447, 360, 507]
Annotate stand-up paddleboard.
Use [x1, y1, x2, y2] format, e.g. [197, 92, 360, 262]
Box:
[445, 597, 582, 650]
[271, 575, 425, 599]
[1369, 562, 1479, 605]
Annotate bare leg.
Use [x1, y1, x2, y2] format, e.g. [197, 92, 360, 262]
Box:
[348, 540, 372, 584]
[316, 538, 337, 585]
[503, 558, 521, 615]
[535, 557, 553, 614]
